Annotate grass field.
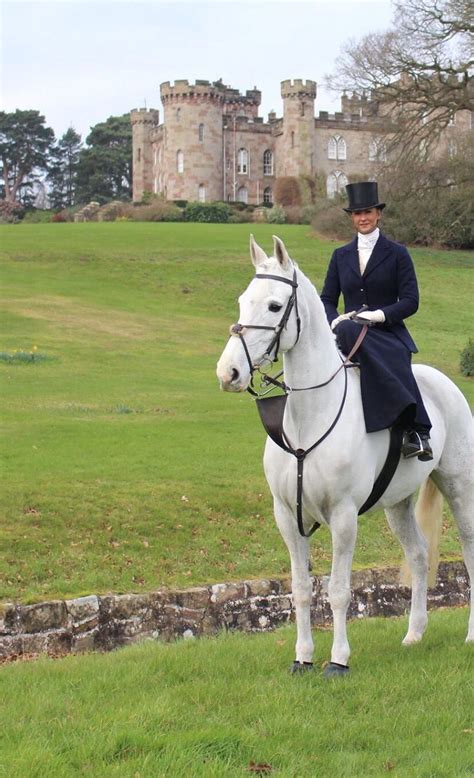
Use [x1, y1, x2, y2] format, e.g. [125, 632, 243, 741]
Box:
[0, 608, 473, 776]
[1, 223, 473, 603]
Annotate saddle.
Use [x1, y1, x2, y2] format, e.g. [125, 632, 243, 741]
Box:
[256, 393, 403, 520]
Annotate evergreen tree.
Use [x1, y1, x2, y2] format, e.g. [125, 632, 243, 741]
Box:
[0, 109, 55, 205]
[48, 127, 82, 209]
[75, 114, 132, 204]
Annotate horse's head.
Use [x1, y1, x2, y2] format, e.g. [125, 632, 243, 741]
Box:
[216, 235, 300, 392]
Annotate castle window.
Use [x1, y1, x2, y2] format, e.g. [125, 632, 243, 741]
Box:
[326, 171, 348, 199]
[237, 186, 248, 204]
[291, 131, 295, 149]
[448, 140, 457, 158]
[263, 150, 273, 176]
[300, 103, 305, 117]
[369, 138, 387, 162]
[137, 148, 141, 163]
[177, 150, 184, 173]
[198, 184, 206, 202]
[263, 187, 272, 205]
[328, 135, 346, 161]
[448, 113, 456, 127]
[198, 123, 204, 142]
[237, 148, 248, 174]
[176, 108, 181, 122]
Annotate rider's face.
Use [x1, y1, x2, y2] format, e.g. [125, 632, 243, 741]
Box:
[351, 208, 382, 235]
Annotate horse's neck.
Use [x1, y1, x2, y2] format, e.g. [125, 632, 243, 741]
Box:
[282, 272, 345, 442]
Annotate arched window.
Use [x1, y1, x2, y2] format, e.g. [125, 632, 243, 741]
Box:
[198, 123, 204, 142]
[326, 171, 348, 198]
[328, 135, 346, 161]
[263, 150, 273, 176]
[237, 186, 248, 204]
[177, 150, 184, 173]
[237, 148, 248, 174]
[448, 140, 457, 158]
[337, 136, 347, 160]
[369, 138, 387, 162]
[198, 184, 206, 202]
[263, 187, 272, 205]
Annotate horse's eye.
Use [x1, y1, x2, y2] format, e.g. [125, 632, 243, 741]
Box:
[269, 302, 283, 313]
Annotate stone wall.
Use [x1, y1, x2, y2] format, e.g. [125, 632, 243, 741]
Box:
[0, 561, 469, 661]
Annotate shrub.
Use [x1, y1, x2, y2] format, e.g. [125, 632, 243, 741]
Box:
[184, 201, 231, 223]
[130, 201, 182, 222]
[22, 209, 53, 224]
[311, 197, 353, 241]
[0, 200, 24, 224]
[460, 340, 474, 377]
[274, 177, 301, 207]
[266, 206, 286, 224]
[51, 211, 67, 223]
[228, 210, 252, 223]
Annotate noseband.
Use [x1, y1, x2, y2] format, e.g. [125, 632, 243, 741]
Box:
[230, 267, 301, 396]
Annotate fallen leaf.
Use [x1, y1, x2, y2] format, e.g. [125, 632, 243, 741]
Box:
[248, 762, 272, 774]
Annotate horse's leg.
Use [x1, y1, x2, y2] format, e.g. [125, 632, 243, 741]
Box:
[385, 496, 429, 644]
[273, 499, 313, 669]
[432, 470, 474, 642]
[326, 508, 358, 673]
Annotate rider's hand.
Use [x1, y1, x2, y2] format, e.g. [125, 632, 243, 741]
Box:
[355, 309, 385, 324]
[331, 311, 356, 331]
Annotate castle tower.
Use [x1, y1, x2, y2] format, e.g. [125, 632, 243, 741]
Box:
[277, 79, 317, 177]
[160, 80, 225, 202]
[131, 108, 159, 202]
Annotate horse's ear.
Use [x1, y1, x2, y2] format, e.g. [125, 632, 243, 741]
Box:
[250, 234, 268, 267]
[272, 235, 290, 269]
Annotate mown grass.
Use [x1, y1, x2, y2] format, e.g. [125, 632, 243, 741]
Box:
[0, 608, 473, 776]
[0, 223, 473, 603]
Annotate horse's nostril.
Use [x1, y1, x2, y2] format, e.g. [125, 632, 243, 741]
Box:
[231, 367, 240, 383]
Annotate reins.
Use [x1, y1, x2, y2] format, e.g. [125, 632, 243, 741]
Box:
[229, 265, 370, 538]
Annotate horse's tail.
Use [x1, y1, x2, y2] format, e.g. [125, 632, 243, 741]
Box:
[400, 477, 444, 588]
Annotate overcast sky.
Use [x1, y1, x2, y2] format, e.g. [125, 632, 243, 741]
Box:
[1, 0, 394, 142]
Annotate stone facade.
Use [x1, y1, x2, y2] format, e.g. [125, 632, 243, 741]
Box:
[131, 78, 472, 204]
[0, 561, 469, 661]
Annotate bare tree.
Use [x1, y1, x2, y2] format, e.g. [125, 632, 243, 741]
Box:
[326, 0, 473, 156]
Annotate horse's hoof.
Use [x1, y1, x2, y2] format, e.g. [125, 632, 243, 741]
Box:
[290, 660, 314, 674]
[323, 661, 349, 678]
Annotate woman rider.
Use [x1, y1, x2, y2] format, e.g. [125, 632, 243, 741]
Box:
[320, 181, 433, 461]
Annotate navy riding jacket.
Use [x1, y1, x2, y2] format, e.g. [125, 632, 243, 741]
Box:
[320, 233, 419, 353]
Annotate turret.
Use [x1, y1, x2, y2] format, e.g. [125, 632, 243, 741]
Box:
[159, 80, 225, 202]
[131, 108, 159, 202]
[278, 79, 317, 177]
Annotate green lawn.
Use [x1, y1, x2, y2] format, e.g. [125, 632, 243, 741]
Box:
[0, 608, 473, 777]
[1, 223, 473, 603]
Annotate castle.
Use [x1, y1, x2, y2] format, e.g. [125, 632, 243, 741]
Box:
[131, 78, 471, 205]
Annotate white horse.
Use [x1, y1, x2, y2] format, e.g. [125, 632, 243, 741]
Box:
[216, 235, 473, 676]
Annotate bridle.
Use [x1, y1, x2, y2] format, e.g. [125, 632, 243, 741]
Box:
[229, 267, 301, 397]
[228, 265, 369, 538]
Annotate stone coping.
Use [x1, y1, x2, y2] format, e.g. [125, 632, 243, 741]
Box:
[0, 561, 469, 661]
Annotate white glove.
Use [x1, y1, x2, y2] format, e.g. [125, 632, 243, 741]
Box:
[355, 309, 385, 323]
[331, 311, 356, 331]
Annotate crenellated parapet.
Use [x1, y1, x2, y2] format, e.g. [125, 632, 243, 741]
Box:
[160, 79, 226, 104]
[280, 78, 317, 100]
[130, 108, 160, 126]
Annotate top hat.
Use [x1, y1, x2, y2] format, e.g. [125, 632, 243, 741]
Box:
[343, 182, 385, 213]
